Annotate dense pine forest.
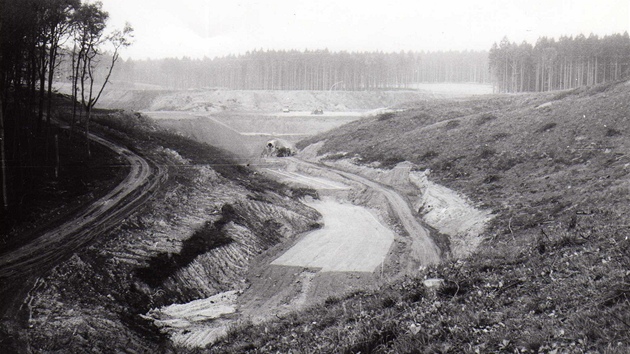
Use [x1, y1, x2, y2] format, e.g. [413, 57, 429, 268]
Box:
[98, 33, 630, 93]
[489, 33, 630, 93]
[101, 49, 490, 90]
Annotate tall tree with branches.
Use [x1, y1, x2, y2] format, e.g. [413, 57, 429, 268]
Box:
[72, 1, 133, 156]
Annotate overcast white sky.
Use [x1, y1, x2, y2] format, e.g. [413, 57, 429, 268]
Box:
[100, 0, 630, 60]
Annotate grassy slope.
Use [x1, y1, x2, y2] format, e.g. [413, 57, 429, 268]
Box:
[211, 81, 630, 353]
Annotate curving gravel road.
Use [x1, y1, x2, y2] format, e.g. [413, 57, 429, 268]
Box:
[0, 129, 166, 318]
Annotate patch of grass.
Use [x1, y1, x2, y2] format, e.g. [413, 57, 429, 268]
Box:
[477, 146, 496, 160]
[322, 152, 349, 161]
[380, 155, 406, 168]
[483, 174, 501, 184]
[490, 132, 510, 141]
[412, 112, 432, 121]
[552, 88, 580, 101]
[289, 187, 319, 200]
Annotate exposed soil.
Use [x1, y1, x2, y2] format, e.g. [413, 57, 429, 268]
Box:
[94, 85, 435, 113]
[1, 84, 500, 352]
[0, 108, 321, 352]
[210, 81, 630, 353]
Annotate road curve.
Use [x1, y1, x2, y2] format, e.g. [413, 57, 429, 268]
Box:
[0, 128, 166, 317]
[289, 157, 441, 266]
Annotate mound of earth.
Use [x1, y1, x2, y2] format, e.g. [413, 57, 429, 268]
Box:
[95, 86, 434, 112]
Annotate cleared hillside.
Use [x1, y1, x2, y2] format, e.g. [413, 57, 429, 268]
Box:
[211, 81, 630, 352]
[95, 86, 434, 112]
[0, 110, 321, 353]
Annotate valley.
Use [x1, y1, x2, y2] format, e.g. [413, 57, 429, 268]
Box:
[4, 80, 628, 353]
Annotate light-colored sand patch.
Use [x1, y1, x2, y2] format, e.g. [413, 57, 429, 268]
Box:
[272, 198, 394, 272]
[410, 82, 493, 96]
[141, 111, 198, 120]
[264, 111, 367, 117]
[142, 290, 238, 348]
[410, 171, 493, 258]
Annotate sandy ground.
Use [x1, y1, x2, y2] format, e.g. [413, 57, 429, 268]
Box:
[144, 161, 404, 347]
[140, 154, 490, 348]
[410, 82, 493, 96]
[263, 111, 367, 117]
[124, 88, 489, 348]
[142, 291, 239, 348]
[272, 198, 394, 272]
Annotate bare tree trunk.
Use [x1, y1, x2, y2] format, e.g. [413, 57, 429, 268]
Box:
[0, 95, 7, 210]
[86, 107, 91, 158]
[54, 134, 59, 178]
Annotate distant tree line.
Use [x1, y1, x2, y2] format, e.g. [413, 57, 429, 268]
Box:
[489, 33, 630, 93]
[100, 50, 490, 90]
[0, 0, 132, 210]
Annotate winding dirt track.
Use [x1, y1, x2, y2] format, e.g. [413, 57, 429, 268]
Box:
[290, 157, 441, 266]
[0, 129, 166, 318]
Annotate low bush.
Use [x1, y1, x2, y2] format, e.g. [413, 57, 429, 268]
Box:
[606, 127, 622, 137]
[475, 113, 497, 125]
[377, 112, 396, 121]
[537, 122, 557, 133]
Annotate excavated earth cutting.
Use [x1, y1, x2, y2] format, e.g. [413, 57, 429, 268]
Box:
[4, 87, 493, 351]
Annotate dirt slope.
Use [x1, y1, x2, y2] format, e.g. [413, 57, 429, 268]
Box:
[96, 87, 433, 112]
[211, 81, 630, 353]
[0, 111, 321, 353]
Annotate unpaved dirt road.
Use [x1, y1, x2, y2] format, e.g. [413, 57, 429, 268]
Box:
[0, 129, 166, 319]
[156, 155, 443, 347]
[289, 157, 441, 266]
[235, 157, 441, 324]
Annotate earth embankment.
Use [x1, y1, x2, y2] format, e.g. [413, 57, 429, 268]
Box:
[96, 87, 432, 112]
[1, 111, 321, 353]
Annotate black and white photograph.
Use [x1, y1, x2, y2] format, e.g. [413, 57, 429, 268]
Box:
[1, 0, 629, 352]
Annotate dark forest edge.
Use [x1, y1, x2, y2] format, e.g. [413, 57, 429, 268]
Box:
[489, 33, 630, 93]
[1, 0, 132, 211]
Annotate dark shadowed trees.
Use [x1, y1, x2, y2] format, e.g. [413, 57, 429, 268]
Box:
[71, 1, 133, 156]
[490, 33, 630, 93]
[0, 0, 131, 210]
